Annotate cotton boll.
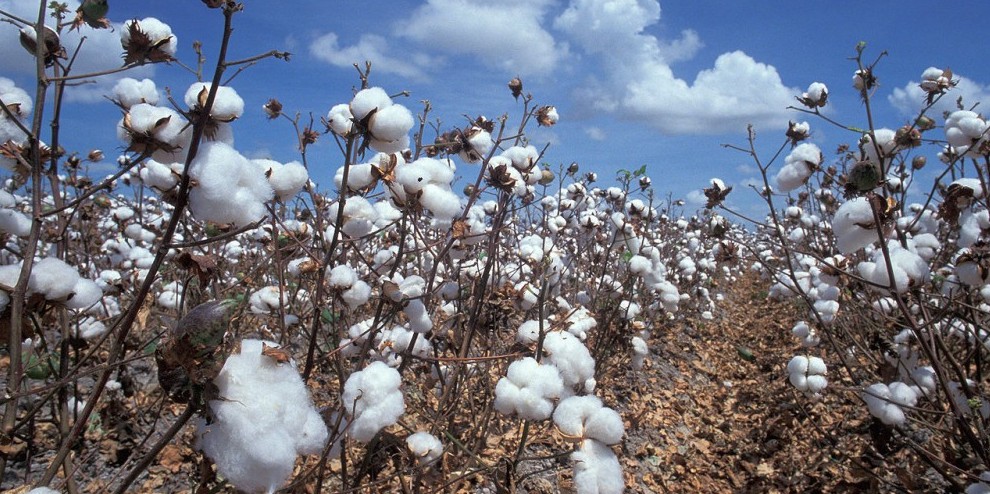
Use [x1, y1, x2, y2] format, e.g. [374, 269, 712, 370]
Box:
[0, 208, 31, 237]
[188, 142, 274, 227]
[858, 243, 930, 294]
[197, 340, 328, 494]
[833, 197, 878, 254]
[493, 357, 564, 420]
[543, 332, 596, 394]
[327, 103, 354, 136]
[863, 382, 917, 426]
[75, 316, 107, 339]
[350, 87, 392, 121]
[112, 77, 159, 108]
[26, 488, 61, 494]
[29, 257, 80, 301]
[787, 355, 827, 395]
[185, 82, 244, 121]
[121, 17, 178, 61]
[571, 439, 624, 494]
[65, 279, 102, 310]
[407, 431, 443, 466]
[553, 395, 624, 445]
[369, 104, 413, 142]
[419, 183, 462, 221]
[517, 319, 543, 345]
[403, 299, 432, 333]
[776, 143, 821, 192]
[328, 265, 358, 288]
[631, 336, 648, 370]
[862, 128, 897, 165]
[341, 361, 404, 442]
[341, 281, 371, 309]
[248, 286, 287, 314]
[255, 159, 309, 200]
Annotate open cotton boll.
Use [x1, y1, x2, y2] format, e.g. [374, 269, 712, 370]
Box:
[185, 82, 244, 120]
[327, 103, 354, 136]
[29, 257, 81, 301]
[368, 104, 413, 142]
[138, 159, 181, 191]
[121, 18, 178, 59]
[494, 357, 564, 420]
[0, 77, 32, 119]
[254, 159, 308, 200]
[328, 265, 358, 288]
[341, 361, 404, 442]
[863, 382, 917, 426]
[341, 281, 371, 310]
[65, 279, 102, 310]
[197, 340, 328, 494]
[403, 299, 433, 333]
[966, 472, 990, 494]
[631, 336, 648, 370]
[350, 87, 392, 121]
[862, 128, 897, 165]
[26, 488, 61, 494]
[516, 319, 545, 345]
[118, 103, 187, 148]
[833, 197, 878, 254]
[112, 77, 159, 108]
[407, 431, 443, 466]
[776, 143, 822, 192]
[786, 355, 827, 394]
[75, 316, 107, 340]
[248, 286, 287, 314]
[418, 184, 462, 221]
[553, 395, 624, 445]
[188, 142, 273, 227]
[571, 439, 625, 494]
[501, 145, 540, 171]
[857, 243, 930, 294]
[566, 307, 597, 340]
[0, 208, 31, 237]
[543, 331, 596, 394]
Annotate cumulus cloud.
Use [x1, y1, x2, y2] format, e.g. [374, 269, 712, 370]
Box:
[584, 126, 607, 141]
[396, 0, 567, 78]
[553, 0, 797, 134]
[0, 0, 155, 103]
[309, 32, 429, 81]
[685, 188, 707, 207]
[889, 72, 990, 118]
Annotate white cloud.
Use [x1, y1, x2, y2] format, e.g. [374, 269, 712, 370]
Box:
[584, 126, 606, 141]
[396, 0, 567, 78]
[309, 32, 429, 81]
[889, 72, 990, 119]
[553, 0, 797, 135]
[685, 188, 706, 207]
[0, 1, 155, 103]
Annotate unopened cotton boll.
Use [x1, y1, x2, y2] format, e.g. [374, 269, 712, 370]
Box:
[341, 361, 404, 442]
[553, 395, 624, 444]
[197, 340, 328, 494]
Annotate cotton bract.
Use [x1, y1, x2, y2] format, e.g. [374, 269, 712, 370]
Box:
[197, 340, 328, 494]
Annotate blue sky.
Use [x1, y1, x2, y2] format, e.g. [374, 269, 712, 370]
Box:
[2, 0, 989, 217]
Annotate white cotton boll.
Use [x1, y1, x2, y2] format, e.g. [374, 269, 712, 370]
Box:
[406, 431, 443, 466]
[631, 336, 648, 370]
[553, 395, 625, 445]
[911, 366, 937, 397]
[858, 243, 930, 294]
[341, 281, 371, 310]
[628, 255, 652, 276]
[26, 488, 61, 494]
[419, 183, 462, 221]
[65, 279, 102, 310]
[787, 355, 827, 394]
[249, 286, 286, 314]
[75, 316, 107, 340]
[516, 319, 543, 345]
[862, 128, 897, 165]
[369, 134, 409, 154]
[341, 361, 404, 442]
[368, 104, 413, 142]
[157, 288, 181, 310]
[29, 257, 80, 301]
[197, 340, 328, 494]
[119, 103, 187, 148]
[123, 224, 155, 243]
[863, 382, 916, 426]
[0, 77, 33, 119]
[777, 143, 822, 192]
[327, 103, 354, 136]
[543, 331, 596, 394]
[0, 208, 31, 237]
[403, 299, 433, 333]
[256, 159, 308, 200]
[112, 78, 159, 108]
[188, 142, 273, 227]
[494, 357, 564, 420]
[618, 300, 640, 320]
[350, 87, 392, 121]
[138, 160, 180, 191]
[571, 439, 624, 494]
[328, 265, 357, 288]
[461, 128, 494, 163]
[501, 145, 539, 171]
[185, 82, 244, 120]
[121, 18, 178, 57]
[833, 197, 878, 254]
[516, 282, 539, 311]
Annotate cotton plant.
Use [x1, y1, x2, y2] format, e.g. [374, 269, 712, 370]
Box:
[493, 357, 564, 421]
[196, 340, 328, 494]
[406, 431, 443, 466]
[0, 190, 31, 237]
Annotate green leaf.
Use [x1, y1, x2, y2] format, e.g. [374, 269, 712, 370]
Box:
[321, 308, 339, 324]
